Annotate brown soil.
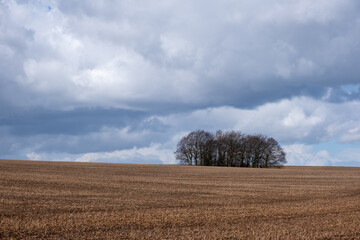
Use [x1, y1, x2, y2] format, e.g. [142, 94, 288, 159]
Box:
[0, 160, 359, 239]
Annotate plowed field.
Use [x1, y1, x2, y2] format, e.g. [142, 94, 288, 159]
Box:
[0, 160, 359, 239]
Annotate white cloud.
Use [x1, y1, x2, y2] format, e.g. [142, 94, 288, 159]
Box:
[1, 0, 360, 110]
[339, 128, 360, 143]
[75, 144, 175, 164]
[158, 97, 360, 144]
[282, 107, 322, 128]
[283, 144, 338, 166]
[26, 152, 43, 161]
[283, 143, 360, 166]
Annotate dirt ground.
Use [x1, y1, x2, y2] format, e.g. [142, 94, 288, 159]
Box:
[0, 160, 359, 239]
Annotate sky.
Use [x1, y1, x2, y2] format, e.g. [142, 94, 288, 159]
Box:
[1, 0, 360, 166]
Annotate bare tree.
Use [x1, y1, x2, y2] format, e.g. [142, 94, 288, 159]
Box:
[175, 130, 215, 166]
[175, 130, 286, 168]
[215, 131, 244, 167]
[175, 134, 194, 165]
[215, 130, 227, 166]
[265, 137, 287, 167]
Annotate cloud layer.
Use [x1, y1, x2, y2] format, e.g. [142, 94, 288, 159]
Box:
[1, 0, 360, 166]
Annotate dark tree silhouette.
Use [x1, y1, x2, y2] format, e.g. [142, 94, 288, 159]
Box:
[215, 130, 244, 167]
[264, 137, 286, 167]
[175, 130, 286, 168]
[175, 130, 215, 166]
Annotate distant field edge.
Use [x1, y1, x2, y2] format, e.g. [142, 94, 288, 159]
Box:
[0, 159, 359, 168]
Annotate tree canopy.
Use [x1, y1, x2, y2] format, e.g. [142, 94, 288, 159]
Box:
[175, 130, 286, 168]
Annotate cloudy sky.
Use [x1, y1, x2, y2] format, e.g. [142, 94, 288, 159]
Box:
[1, 0, 360, 166]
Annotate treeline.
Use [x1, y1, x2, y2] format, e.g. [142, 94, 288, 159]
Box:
[175, 130, 286, 168]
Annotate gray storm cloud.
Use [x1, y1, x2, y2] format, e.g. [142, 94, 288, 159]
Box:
[1, 0, 360, 165]
[1, 0, 360, 110]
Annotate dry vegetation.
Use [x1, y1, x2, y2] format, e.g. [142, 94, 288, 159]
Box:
[0, 160, 359, 239]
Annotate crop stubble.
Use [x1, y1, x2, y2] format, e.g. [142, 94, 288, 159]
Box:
[0, 160, 359, 239]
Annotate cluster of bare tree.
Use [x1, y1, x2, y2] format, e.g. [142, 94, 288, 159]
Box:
[175, 130, 286, 168]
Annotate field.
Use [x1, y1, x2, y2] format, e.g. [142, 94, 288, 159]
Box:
[0, 160, 359, 239]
